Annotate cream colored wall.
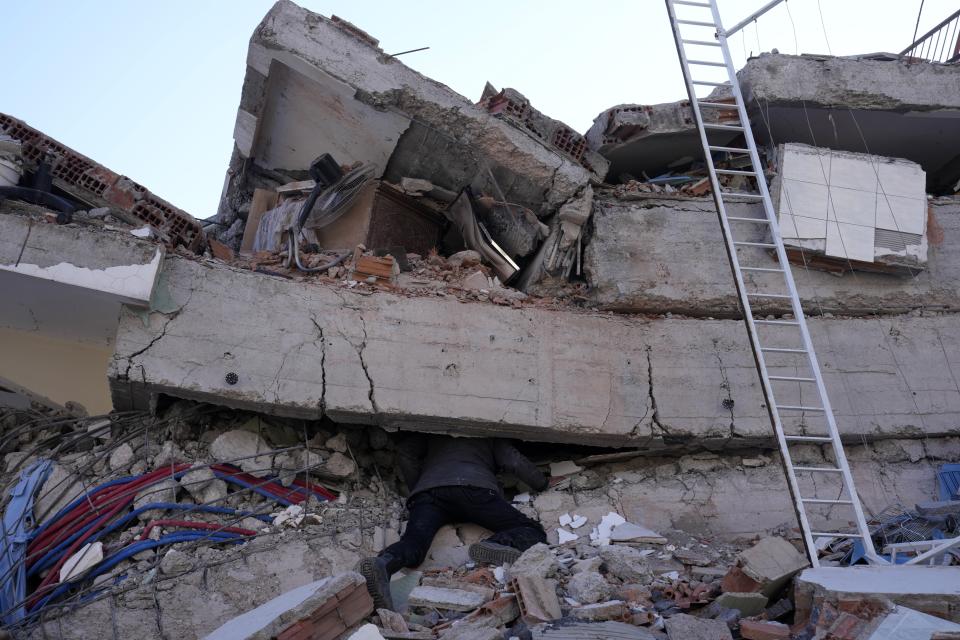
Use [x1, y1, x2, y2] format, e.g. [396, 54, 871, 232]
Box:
[0, 327, 113, 415]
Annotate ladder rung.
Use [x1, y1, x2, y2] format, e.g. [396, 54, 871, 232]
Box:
[703, 123, 744, 131]
[755, 321, 800, 327]
[692, 80, 730, 86]
[761, 347, 807, 353]
[734, 241, 775, 247]
[688, 59, 726, 67]
[682, 39, 721, 47]
[810, 532, 863, 538]
[794, 466, 843, 473]
[698, 101, 739, 108]
[802, 498, 853, 505]
[769, 375, 815, 381]
[676, 19, 716, 26]
[721, 193, 764, 199]
[673, 0, 712, 6]
[779, 405, 825, 412]
[741, 266, 783, 272]
[728, 216, 770, 224]
[710, 146, 750, 153]
[785, 435, 833, 442]
[747, 293, 791, 298]
[716, 169, 758, 176]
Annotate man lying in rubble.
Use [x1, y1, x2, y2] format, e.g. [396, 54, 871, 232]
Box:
[358, 433, 552, 610]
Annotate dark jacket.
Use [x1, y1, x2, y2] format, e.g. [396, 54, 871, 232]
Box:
[396, 434, 548, 498]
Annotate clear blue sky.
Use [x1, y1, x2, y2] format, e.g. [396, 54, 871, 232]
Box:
[1, 0, 952, 218]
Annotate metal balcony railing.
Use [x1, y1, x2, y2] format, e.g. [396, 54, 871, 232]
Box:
[901, 8, 960, 63]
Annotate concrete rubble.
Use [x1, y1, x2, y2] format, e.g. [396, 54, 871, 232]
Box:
[3, 1, 960, 639]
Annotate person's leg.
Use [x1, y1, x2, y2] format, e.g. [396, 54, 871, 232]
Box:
[357, 491, 450, 610]
[443, 487, 547, 564]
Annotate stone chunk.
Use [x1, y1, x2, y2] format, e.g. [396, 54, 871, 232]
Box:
[210, 429, 273, 477]
[737, 537, 808, 597]
[572, 556, 603, 574]
[664, 613, 734, 640]
[599, 545, 654, 584]
[447, 250, 481, 269]
[566, 571, 611, 605]
[109, 443, 134, 471]
[319, 451, 356, 479]
[133, 478, 179, 519]
[739, 619, 791, 640]
[408, 585, 487, 612]
[511, 575, 561, 623]
[570, 600, 627, 622]
[159, 548, 193, 576]
[714, 592, 768, 617]
[509, 542, 560, 579]
[376, 608, 408, 633]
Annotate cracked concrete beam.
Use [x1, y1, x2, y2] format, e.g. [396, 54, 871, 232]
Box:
[585, 195, 960, 317]
[111, 256, 960, 448]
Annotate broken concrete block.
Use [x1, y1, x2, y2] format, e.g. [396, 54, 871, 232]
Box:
[408, 585, 487, 612]
[376, 608, 408, 633]
[572, 557, 603, 575]
[109, 443, 134, 471]
[133, 478, 178, 519]
[152, 441, 184, 468]
[461, 270, 491, 291]
[320, 451, 356, 479]
[325, 432, 349, 453]
[159, 548, 193, 576]
[916, 500, 960, 516]
[400, 178, 434, 196]
[737, 537, 808, 597]
[532, 620, 659, 639]
[739, 619, 791, 640]
[210, 429, 273, 477]
[566, 571, 611, 605]
[204, 571, 371, 640]
[664, 613, 734, 640]
[598, 545, 654, 584]
[511, 575, 561, 623]
[570, 599, 627, 622]
[549, 460, 583, 476]
[870, 606, 960, 639]
[713, 592, 768, 617]
[508, 543, 559, 579]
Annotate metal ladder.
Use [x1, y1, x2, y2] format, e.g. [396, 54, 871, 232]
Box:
[664, 0, 880, 566]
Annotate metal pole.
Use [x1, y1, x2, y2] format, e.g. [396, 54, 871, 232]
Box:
[724, 0, 788, 37]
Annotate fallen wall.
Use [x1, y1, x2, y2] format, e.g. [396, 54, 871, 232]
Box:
[110, 256, 960, 448]
[585, 195, 957, 317]
[216, 0, 596, 246]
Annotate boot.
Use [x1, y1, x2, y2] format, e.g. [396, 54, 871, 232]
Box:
[468, 540, 522, 565]
[356, 555, 395, 611]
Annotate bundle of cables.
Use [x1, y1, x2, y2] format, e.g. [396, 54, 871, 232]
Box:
[21, 463, 337, 616]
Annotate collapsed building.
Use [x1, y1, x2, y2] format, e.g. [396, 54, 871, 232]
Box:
[2, 1, 960, 639]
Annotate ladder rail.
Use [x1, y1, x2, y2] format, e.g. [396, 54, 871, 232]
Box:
[664, 0, 880, 565]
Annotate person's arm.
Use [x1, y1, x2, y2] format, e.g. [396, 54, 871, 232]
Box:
[395, 433, 427, 490]
[493, 439, 548, 492]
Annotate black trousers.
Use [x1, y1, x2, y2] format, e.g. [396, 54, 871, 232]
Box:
[380, 486, 546, 573]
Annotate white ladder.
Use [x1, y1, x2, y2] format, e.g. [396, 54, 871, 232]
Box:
[664, 0, 880, 566]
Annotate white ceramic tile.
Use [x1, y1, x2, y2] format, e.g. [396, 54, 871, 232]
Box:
[826, 185, 876, 227]
[829, 154, 879, 192]
[826, 220, 875, 262]
[875, 194, 926, 235]
[779, 179, 829, 239]
[876, 161, 926, 199]
[783, 146, 830, 185]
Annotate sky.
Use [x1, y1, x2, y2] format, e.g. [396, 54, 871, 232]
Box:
[0, 0, 954, 218]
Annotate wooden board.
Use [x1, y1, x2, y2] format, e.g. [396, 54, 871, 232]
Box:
[240, 188, 279, 255]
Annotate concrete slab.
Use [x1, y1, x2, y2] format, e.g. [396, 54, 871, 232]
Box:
[739, 53, 960, 192]
[111, 256, 960, 448]
[585, 195, 959, 317]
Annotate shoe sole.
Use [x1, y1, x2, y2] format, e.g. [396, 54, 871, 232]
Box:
[357, 558, 395, 611]
[469, 541, 522, 565]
